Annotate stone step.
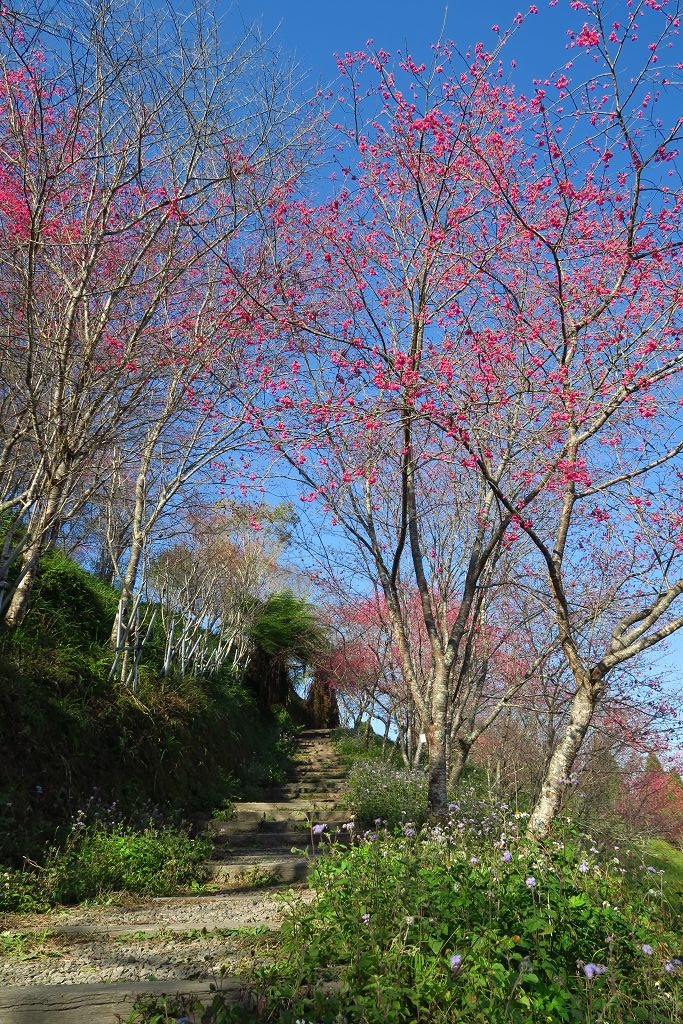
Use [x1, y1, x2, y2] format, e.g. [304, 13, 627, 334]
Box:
[213, 828, 350, 851]
[52, 919, 279, 939]
[258, 784, 342, 801]
[232, 800, 341, 822]
[290, 761, 342, 770]
[205, 853, 312, 886]
[211, 830, 310, 851]
[206, 815, 348, 840]
[286, 770, 344, 778]
[0, 729, 349, 1023]
[0, 978, 242, 1024]
[257, 814, 349, 830]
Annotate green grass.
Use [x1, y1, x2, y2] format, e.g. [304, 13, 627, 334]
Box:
[0, 929, 56, 961]
[641, 838, 683, 904]
[332, 726, 398, 768]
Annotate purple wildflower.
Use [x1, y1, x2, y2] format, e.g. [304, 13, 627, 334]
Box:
[579, 861, 589, 873]
[583, 963, 606, 980]
[361, 913, 370, 924]
[525, 876, 537, 888]
[450, 953, 463, 973]
[311, 823, 326, 836]
[641, 944, 654, 956]
[502, 850, 512, 862]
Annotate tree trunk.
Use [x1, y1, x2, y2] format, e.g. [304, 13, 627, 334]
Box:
[527, 677, 597, 840]
[427, 723, 449, 815]
[364, 708, 374, 747]
[449, 736, 472, 789]
[3, 543, 42, 630]
[109, 452, 152, 658]
[3, 480, 65, 629]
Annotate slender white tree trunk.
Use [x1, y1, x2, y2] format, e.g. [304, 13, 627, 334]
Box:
[527, 676, 596, 840]
[3, 480, 65, 629]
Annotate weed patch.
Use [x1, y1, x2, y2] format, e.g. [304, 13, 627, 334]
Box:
[228, 809, 682, 1023]
[0, 821, 210, 912]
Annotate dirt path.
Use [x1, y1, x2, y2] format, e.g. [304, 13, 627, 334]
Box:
[0, 729, 347, 1023]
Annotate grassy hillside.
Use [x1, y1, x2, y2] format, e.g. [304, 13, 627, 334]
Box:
[0, 548, 298, 864]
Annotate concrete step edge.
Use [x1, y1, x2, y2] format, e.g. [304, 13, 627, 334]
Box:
[0, 978, 245, 1024]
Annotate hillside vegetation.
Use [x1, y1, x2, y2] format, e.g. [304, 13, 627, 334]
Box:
[0, 546, 307, 869]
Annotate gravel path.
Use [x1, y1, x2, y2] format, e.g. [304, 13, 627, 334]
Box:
[1, 887, 309, 986]
[0, 729, 342, 1019]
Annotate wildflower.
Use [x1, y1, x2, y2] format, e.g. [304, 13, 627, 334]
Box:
[404, 827, 416, 837]
[448, 802, 459, 811]
[665, 961, 677, 974]
[311, 823, 326, 836]
[579, 861, 589, 873]
[450, 953, 463, 973]
[502, 850, 512, 862]
[374, 818, 382, 825]
[470, 857, 479, 865]
[583, 963, 606, 980]
[525, 876, 537, 888]
[362, 913, 370, 924]
[641, 944, 654, 956]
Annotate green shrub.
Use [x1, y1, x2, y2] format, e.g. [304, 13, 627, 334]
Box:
[42, 820, 211, 904]
[0, 867, 49, 914]
[333, 727, 396, 767]
[121, 991, 245, 1023]
[241, 811, 682, 1023]
[346, 759, 429, 827]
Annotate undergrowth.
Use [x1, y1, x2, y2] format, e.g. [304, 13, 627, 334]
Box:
[211, 814, 681, 1023]
[1, 819, 211, 912]
[0, 547, 300, 867]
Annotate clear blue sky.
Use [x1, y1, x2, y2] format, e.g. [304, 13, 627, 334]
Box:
[224, 0, 572, 89]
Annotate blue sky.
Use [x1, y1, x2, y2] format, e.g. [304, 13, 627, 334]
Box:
[231, 0, 571, 87]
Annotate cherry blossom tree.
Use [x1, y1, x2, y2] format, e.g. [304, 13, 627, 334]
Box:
[0, 0, 308, 631]
[428, 3, 683, 837]
[252, 0, 683, 833]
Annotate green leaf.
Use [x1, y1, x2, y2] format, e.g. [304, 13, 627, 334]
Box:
[524, 917, 549, 933]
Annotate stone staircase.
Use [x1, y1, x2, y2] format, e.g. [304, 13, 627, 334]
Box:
[0, 728, 348, 1024]
[203, 728, 350, 887]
